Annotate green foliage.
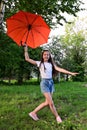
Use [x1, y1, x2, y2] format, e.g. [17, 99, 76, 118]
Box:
[4, 0, 83, 27]
[60, 21, 87, 81]
[0, 33, 42, 84]
[0, 82, 87, 129]
[43, 36, 63, 65]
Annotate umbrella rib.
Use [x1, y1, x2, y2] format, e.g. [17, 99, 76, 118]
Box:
[31, 16, 39, 25]
[25, 30, 30, 44]
[8, 27, 28, 45]
[24, 13, 38, 25]
[18, 29, 31, 45]
[8, 18, 26, 24]
[7, 18, 28, 34]
[26, 30, 34, 45]
[8, 26, 26, 34]
[34, 28, 49, 42]
[15, 11, 38, 26]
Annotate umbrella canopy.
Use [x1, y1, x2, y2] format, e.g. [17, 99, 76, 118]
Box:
[6, 11, 51, 48]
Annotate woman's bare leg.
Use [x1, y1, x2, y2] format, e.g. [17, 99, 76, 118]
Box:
[43, 92, 62, 122]
[29, 92, 62, 122]
[29, 99, 49, 120]
[30, 93, 52, 115]
[43, 92, 58, 118]
[33, 99, 49, 113]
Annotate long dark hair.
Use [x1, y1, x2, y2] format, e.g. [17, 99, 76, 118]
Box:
[39, 50, 56, 76]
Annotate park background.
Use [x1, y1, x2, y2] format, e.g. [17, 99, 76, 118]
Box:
[0, 0, 87, 130]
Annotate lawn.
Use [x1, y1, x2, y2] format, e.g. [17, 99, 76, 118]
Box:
[0, 82, 87, 130]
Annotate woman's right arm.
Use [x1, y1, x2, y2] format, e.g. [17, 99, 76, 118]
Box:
[24, 46, 37, 65]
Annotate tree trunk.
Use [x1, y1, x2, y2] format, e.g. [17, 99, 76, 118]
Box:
[8, 77, 11, 85]
[64, 74, 69, 81]
[0, 0, 5, 32]
[57, 72, 60, 83]
[17, 74, 23, 85]
[66, 74, 69, 81]
[37, 72, 40, 83]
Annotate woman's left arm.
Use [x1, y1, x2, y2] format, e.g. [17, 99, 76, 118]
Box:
[54, 65, 78, 76]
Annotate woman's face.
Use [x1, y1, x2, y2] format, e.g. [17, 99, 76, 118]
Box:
[43, 51, 50, 62]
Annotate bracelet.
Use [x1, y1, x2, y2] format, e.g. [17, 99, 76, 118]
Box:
[25, 51, 28, 52]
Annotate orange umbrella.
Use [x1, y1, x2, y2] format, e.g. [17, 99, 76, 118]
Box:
[6, 11, 50, 48]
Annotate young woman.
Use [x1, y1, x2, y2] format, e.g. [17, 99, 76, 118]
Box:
[24, 46, 78, 123]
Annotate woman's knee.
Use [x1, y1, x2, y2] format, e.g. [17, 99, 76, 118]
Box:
[44, 100, 49, 106]
[49, 101, 54, 108]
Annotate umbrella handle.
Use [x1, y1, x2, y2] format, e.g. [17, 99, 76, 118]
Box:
[20, 29, 30, 47]
[20, 41, 27, 47]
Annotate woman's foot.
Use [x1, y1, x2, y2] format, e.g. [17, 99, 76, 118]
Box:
[56, 116, 62, 123]
[29, 112, 39, 121]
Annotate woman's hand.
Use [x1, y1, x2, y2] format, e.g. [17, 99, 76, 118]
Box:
[54, 65, 79, 76]
[70, 72, 79, 76]
[24, 44, 28, 52]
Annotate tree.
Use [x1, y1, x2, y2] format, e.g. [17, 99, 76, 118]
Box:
[60, 19, 87, 81]
[0, 33, 42, 84]
[0, 0, 6, 32]
[0, 33, 22, 83]
[4, 0, 83, 27]
[45, 17, 87, 82]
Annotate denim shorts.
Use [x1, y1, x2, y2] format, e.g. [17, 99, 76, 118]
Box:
[40, 79, 55, 93]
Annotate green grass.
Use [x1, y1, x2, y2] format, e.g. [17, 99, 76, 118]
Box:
[0, 82, 87, 130]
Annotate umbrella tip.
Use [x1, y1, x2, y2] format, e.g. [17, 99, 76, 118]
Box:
[28, 24, 32, 30]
